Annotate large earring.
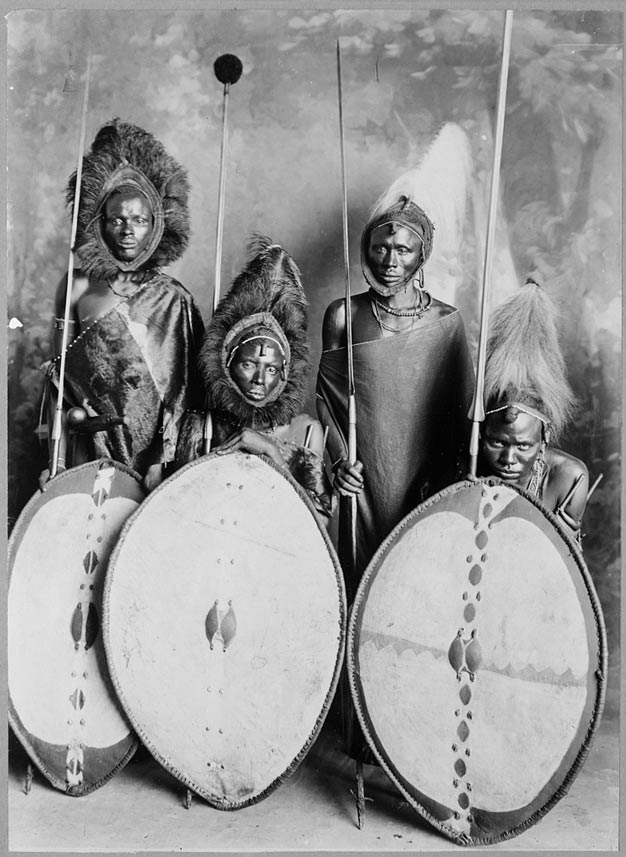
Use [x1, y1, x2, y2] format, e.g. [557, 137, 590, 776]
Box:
[412, 267, 427, 309]
[413, 268, 426, 292]
[527, 426, 549, 498]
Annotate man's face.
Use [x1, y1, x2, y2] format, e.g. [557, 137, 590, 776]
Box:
[367, 224, 423, 292]
[103, 192, 154, 262]
[229, 340, 284, 403]
[480, 411, 543, 487]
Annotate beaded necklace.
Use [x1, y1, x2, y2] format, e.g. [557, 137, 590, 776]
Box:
[370, 289, 432, 333]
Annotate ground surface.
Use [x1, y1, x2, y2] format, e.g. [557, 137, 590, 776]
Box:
[7, 664, 620, 855]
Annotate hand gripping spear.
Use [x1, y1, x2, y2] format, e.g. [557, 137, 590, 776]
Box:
[49, 49, 93, 479]
[336, 40, 358, 579]
[202, 53, 243, 455]
[468, 10, 514, 477]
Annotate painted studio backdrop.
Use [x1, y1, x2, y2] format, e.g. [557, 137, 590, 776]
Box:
[7, 9, 621, 677]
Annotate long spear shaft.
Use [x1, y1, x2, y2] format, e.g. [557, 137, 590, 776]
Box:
[336, 42, 355, 412]
[336, 39, 358, 569]
[213, 86, 231, 315]
[212, 54, 243, 315]
[337, 40, 363, 825]
[50, 49, 92, 478]
[204, 54, 243, 454]
[204, 82, 231, 454]
[468, 9, 514, 477]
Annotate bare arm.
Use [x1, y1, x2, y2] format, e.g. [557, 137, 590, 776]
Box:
[52, 272, 86, 355]
[555, 460, 589, 523]
[39, 272, 87, 489]
[548, 452, 590, 539]
[320, 299, 366, 495]
[213, 428, 287, 468]
[321, 299, 347, 351]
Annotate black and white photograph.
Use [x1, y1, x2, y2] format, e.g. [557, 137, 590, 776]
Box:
[5, 3, 622, 853]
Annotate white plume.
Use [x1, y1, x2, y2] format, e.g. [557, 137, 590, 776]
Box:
[370, 123, 473, 304]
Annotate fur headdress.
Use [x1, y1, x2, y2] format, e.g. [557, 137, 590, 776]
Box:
[67, 117, 190, 279]
[199, 236, 309, 427]
[362, 122, 472, 294]
[484, 279, 576, 438]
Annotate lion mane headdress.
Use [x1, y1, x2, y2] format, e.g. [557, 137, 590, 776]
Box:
[198, 236, 309, 428]
[67, 117, 190, 279]
[484, 279, 576, 439]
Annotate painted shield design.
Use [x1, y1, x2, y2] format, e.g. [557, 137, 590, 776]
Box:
[348, 479, 607, 846]
[103, 452, 346, 808]
[8, 459, 144, 795]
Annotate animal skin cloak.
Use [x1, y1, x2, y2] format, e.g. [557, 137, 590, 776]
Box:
[316, 307, 474, 590]
[47, 274, 204, 477]
[174, 237, 333, 519]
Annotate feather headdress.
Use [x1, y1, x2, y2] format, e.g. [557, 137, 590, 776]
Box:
[362, 122, 473, 291]
[67, 118, 190, 279]
[484, 279, 576, 438]
[199, 236, 309, 427]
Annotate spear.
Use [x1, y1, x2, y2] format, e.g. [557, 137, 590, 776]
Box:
[336, 39, 358, 578]
[212, 53, 243, 314]
[203, 52, 243, 455]
[468, 10, 514, 477]
[50, 48, 92, 478]
[338, 37, 366, 832]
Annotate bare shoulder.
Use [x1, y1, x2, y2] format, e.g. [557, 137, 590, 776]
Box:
[321, 298, 346, 350]
[545, 446, 589, 521]
[429, 296, 461, 320]
[546, 447, 589, 485]
[322, 292, 370, 350]
[54, 270, 90, 314]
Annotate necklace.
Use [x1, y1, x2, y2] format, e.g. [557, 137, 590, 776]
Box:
[370, 289, 432, 334]
[372, 290, 432, 317]
[371, 300, 416, 333]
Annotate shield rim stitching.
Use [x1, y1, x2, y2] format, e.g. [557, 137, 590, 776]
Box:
[347, 477, 608, 847]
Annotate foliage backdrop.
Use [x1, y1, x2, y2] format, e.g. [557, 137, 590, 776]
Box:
[7, 8, 621, 671]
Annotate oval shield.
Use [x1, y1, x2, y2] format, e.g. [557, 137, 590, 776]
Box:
[8, 459, 144, 795]
[348, 479, 606, 846]
[103, 452, 346, 808]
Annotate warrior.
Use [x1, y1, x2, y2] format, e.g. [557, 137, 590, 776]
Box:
[176, 236, 333, 520]
[39, 118, 204, 492]
[478, 278, 589, 542]
[316, 127, 475, 590]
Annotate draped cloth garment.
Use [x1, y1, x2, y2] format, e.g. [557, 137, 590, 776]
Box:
[317, 308, 474, 593]
[47, 274, 204, 477]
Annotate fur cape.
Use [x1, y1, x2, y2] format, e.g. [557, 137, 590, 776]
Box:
[484, 279, 576, 438]
[199, 236, 310, 427]
[67, 118, 190, 279]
